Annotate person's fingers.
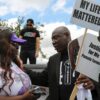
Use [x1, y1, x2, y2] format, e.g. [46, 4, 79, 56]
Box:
[83, 83, 94, 90]
[76, 78, 89, 84]
[76, 74, 95, 90]
[77, 74, 89, 81]
[83, 80, 95, 90]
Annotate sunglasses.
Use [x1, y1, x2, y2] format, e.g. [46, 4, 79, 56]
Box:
[26, 23, 33, 26]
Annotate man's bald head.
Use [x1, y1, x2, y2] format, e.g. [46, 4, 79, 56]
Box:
[52, 26, 71, 52]
[52, 26, 70, 36]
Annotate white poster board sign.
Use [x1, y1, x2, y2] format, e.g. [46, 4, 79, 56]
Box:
[71, 0, 100, 31]
[76, 33, 100, 82]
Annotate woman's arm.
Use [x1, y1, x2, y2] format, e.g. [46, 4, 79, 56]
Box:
[0, 90, 34, 100]
[0, 95, 23, 100]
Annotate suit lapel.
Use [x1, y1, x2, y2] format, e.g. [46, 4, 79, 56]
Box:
[56, 53, 61, 85]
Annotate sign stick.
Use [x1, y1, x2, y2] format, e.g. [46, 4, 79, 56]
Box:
[69, 28, 88, 100]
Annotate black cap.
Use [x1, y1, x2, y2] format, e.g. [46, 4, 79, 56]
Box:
[27, 19, 34, 24]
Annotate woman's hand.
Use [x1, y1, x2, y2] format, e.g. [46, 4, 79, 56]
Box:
[22, 90, 35, 100]
[76, 74, 95, 90]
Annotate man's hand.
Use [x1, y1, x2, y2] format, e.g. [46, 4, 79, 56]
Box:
[76, 74, 95, 90]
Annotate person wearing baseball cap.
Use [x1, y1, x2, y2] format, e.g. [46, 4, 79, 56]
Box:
[0, 27, 27, 67]
[19, 18, 40, 64]
[0, 27, 34, 99]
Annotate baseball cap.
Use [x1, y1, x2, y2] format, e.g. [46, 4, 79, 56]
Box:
[27, 19, 34, 24]
[11, 33, 26, 43]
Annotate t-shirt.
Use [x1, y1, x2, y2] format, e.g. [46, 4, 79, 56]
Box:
[0, 62, 32, 96]
[20, 28, 40, 51]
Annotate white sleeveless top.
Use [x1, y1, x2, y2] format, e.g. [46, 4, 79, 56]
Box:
[0, 62, 32, 96]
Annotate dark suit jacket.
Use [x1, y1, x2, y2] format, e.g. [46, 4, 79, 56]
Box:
[25, 53, 100, 100]
[26, 53, 61, 100]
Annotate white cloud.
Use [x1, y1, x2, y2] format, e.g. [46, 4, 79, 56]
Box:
[62, 7, 73, 14]
[52, 0, 70, 13]
[0, 0, 50, 16]
[7, 18, 18, 27]
[52, 0, 73, 14]
[52, 0, 67, 11]
[0, 6, 8, 16]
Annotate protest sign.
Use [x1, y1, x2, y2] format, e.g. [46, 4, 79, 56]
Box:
[69, 33, 100, 100]
[71, 0, 100, 31]
[75, 33, 100, 82]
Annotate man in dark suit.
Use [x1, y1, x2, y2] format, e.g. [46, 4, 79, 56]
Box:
[25, 26, 99, 100]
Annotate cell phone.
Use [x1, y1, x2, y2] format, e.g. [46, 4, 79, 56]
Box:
[29, 86, 40, 92]
[35, 87, 46, 95]
[29, 85, 46, 95]
[29, 86, 41, 99]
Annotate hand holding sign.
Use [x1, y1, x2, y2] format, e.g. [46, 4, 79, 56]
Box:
[76, 74, 95, 90]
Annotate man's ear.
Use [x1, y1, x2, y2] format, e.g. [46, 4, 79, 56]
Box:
[99, 73, 100, 83]
[68, 36, 71, 42]
[97, 30, 100, 42]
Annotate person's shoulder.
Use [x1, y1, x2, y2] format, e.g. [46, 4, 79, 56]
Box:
[32, 27, 36, 30]
[49, 53, 60, 59]
[32, 27, 39, 32]
[20, 28, 27, 32]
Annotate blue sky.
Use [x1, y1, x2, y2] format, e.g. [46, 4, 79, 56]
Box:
[0, 0, 99, 27]
[0, 0, 99, 63]
[0, 0, 74, 24]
